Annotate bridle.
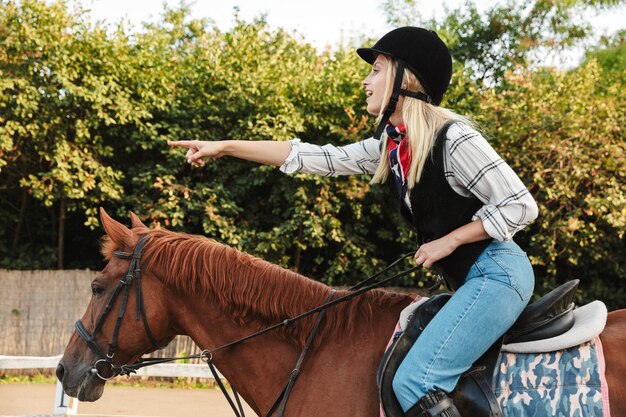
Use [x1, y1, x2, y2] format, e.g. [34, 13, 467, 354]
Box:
[75, 234, 162, 380]
[74, 233, 423, 417]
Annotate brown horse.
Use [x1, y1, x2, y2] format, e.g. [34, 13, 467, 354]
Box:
[57, 209, 626, 417]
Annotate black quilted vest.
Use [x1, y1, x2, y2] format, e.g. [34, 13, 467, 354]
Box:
[392, 123, 493, 290]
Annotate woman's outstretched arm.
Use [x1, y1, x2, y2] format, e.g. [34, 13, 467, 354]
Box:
[167, 139, 292, 167]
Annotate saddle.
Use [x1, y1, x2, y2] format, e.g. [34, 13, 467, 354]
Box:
[378, 279, 580, 417]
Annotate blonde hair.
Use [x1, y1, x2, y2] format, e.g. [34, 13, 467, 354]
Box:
[370, 55, 475, 189]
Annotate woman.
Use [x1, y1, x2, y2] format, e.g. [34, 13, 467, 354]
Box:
[169, 27, 538, 417]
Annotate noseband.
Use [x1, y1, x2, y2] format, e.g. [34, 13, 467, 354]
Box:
[75, 235, 161, 380]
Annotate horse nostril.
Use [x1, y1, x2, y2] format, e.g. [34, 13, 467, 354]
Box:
[56, 363, 65, 383]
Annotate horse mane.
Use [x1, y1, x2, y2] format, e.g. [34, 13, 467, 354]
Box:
[102, 228, 411, 348]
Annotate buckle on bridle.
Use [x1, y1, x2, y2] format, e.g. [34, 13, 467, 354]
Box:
[200, 349, 213, 364]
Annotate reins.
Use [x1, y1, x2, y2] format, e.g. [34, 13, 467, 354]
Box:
[120, 251, 419, 369]
[77, 237, 421, 417]
[145, 252, 420, 417]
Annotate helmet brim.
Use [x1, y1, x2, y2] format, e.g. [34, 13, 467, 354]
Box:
[356, 47, 389, 65]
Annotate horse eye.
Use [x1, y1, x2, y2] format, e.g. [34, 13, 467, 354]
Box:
[91, 284, 104, 296]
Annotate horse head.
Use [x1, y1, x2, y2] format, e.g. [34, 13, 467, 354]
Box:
[56, 208, 176, 401]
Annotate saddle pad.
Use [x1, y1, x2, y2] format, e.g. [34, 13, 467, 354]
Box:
[494, 336, 610, 417]
[398, 296, 426, 331]
[502, 301, 607, 353]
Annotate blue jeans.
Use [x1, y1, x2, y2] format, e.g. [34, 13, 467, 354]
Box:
[392, 240, 535, 411]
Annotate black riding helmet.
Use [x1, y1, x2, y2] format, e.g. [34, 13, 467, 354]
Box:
[357, 27, 452, 139]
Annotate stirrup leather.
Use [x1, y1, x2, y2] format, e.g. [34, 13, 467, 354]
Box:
[405, 390, 461, 417]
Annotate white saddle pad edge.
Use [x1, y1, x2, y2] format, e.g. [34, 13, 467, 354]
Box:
[502, 300, 608, 353]
[399, 296, 429, 332]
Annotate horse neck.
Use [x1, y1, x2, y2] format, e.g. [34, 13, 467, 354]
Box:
[176, 294, 301, 415]
[152, 238, 412, 416]
[162, 244, 334, 415]
[174, 288, 407, 417]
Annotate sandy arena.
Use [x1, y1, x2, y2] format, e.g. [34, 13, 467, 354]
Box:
[0, 383, 255, 417]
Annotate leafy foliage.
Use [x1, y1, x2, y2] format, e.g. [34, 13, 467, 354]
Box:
[476, 59, 625, 307]
[0, 0, 623, 308]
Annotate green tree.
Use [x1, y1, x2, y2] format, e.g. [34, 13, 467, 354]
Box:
[121, 13, 412, 285]
[584, 29, 626, 79]
[476, 59, 625, 308]
[382, 0, 625, 85]
[0, 0, 166, 267]
[1, 0, 623, 310]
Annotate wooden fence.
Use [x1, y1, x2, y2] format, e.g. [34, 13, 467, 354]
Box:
[0, 269, 198, 360]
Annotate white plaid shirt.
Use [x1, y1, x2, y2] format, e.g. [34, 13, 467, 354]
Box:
[280, 122, 538, 242]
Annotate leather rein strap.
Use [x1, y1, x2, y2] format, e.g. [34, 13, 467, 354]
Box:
[264, 290, 336, 417]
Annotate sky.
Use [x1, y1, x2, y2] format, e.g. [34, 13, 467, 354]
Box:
[84, 0, 625, 52]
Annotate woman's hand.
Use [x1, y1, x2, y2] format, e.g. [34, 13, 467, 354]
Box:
[168, 140, 226, 166]
[414, 220, 491, 268]
[414, 236, 458, 268]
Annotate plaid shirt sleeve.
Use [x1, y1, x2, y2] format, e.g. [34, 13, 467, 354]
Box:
[279, 138, 381, 176]
[443, 123, 539, 242]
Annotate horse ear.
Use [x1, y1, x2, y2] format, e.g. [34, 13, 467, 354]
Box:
[100, 207, 134, 248]
[129, 211, 148, 229]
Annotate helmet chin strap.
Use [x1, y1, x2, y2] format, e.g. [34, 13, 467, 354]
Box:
[373, 61, 433, 140]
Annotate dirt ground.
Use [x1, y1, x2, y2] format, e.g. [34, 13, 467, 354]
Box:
[0, 383, 256, 417]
